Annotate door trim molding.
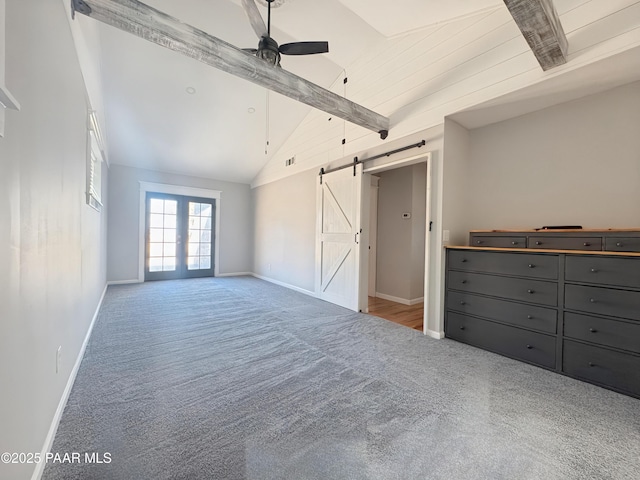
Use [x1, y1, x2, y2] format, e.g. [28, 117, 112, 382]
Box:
[138, 182, 222, 281]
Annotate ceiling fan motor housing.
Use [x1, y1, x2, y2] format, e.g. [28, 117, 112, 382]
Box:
[258, 35, 281, 65]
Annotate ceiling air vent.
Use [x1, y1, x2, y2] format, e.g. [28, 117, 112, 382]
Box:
[285, 156, 296, 167]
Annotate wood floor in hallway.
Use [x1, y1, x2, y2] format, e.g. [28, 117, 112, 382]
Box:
[368, 296, 423, 331]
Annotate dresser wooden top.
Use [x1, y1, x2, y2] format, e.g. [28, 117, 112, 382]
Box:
[446, 245, 640, 257]
[470, 228, 640, 233]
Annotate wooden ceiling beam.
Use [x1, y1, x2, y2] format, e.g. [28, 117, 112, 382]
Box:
[71, 0, 390, 139]
[503, 0, 568, 71]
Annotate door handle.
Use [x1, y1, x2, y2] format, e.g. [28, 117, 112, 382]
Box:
[355, 232, 359, 244]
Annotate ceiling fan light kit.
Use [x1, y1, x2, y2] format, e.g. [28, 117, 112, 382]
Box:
[70, 0, 389, 139]
[257, 36, 281, 66]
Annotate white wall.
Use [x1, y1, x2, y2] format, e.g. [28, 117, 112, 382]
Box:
[252, 168, 318, 292]
[0, 1, 108, 479]
[375, 163, 426, 303]
[465, 81, 640, 229]
[376, 166, 413, 300]
[107, 164, 252, 282]
[442, 119, 471, 246]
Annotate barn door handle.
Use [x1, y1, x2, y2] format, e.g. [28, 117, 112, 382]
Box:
[355, 232, 359, 244]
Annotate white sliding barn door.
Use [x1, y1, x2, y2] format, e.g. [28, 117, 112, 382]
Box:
[316, 165, 368, 311]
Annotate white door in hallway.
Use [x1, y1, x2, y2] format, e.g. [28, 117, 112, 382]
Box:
[315, 164, 368, 311]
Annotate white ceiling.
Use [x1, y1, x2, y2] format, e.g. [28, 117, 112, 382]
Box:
[450, 45, 640, 130]
[88, 0, 506, 183]
[336, 0, 502, 37]
[84, 0, 636, 185]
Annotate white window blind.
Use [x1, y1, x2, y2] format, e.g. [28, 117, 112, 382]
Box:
[87, 111, 104, 211]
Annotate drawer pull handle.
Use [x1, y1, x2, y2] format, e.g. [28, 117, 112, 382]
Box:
[589, 328, 597, 333]
[460, 326, 466, 331]
[527, 315, 533, 319]
[526, 344, 533, 349]
[589, 362, 596, 367]
[583, 242, 591, 247]
[460, 301, 466, 305]
[616, 242, 623, 247]
[590, 298, 596, 303]
[461, 280, 467, 284]
[527, 289, 534, 294]
[535, 241, 542, 245]
[461, 259, 467, 263]
[590, 268, 598, 273]
[476, 240, 483, 245]
[511, 241, 518, 245]
[528, 264, 535, 268]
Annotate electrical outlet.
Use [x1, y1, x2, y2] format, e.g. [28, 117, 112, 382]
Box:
[443, 230, 450, 242]
[402, 212, 411, 219]
[56, 346, 62, 374]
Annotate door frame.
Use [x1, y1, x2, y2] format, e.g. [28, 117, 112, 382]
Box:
[362, 152, 432, 335]
[138, 182, 221, 282]
[368, 175, 380, 297]
[144, 192, 216, 281]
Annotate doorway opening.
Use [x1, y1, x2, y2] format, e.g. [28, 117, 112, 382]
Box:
[365, 160, 429, 332]
[315, 152, 431, 333]
[145, 192, 216, 281]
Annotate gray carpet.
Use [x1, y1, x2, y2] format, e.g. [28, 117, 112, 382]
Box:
[43, 276, 640, 480]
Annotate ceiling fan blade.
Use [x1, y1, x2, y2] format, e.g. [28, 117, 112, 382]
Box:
[279, 41, 329, 56]
[240, 0, 268, 38]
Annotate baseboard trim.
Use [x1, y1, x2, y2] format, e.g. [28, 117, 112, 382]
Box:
[31, 283, 108, 480]
[375, 292, 423, 306]
[251, 273, 317, 298]
[107, 279, 141, 285]
[426, 329, 445, 340]
[216, 272, 253, 277]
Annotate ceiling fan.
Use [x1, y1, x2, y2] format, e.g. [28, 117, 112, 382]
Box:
[240, 0, 329, 66]
[70, 0, 389, 139]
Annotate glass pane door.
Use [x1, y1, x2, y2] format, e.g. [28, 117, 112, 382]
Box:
[184, 199, 214, 278]
[148, 197, 178, 277]
[145, 193, 215, 281]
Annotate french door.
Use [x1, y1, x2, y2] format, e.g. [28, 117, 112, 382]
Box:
[145, 193, 215, 281]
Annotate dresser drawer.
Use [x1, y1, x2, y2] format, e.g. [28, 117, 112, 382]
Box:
[529, 236, 602, 251]
[564, 313, 640, 354]
[446, 312, 556, 369]
[565, 284, 640, 321]
[448, 271, 558, 306]
[565, 256, 640, 289]
[447, 291, 557, 333]
[469, 235, 527, 248]
[604, 237, 640, 253]
[448, 250, 558, 279]
[563, 340, 640, 397]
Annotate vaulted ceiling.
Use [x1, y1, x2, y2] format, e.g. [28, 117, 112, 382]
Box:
[73, 0, 640, 184]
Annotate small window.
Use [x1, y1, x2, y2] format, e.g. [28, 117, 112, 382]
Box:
[86, 110, 104, 211]
[0, 0, 20, 137]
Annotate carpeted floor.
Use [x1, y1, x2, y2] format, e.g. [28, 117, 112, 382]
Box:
[43, 276, 640, 479]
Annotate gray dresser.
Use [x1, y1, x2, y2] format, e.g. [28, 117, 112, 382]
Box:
[445, 245, 640, 398]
